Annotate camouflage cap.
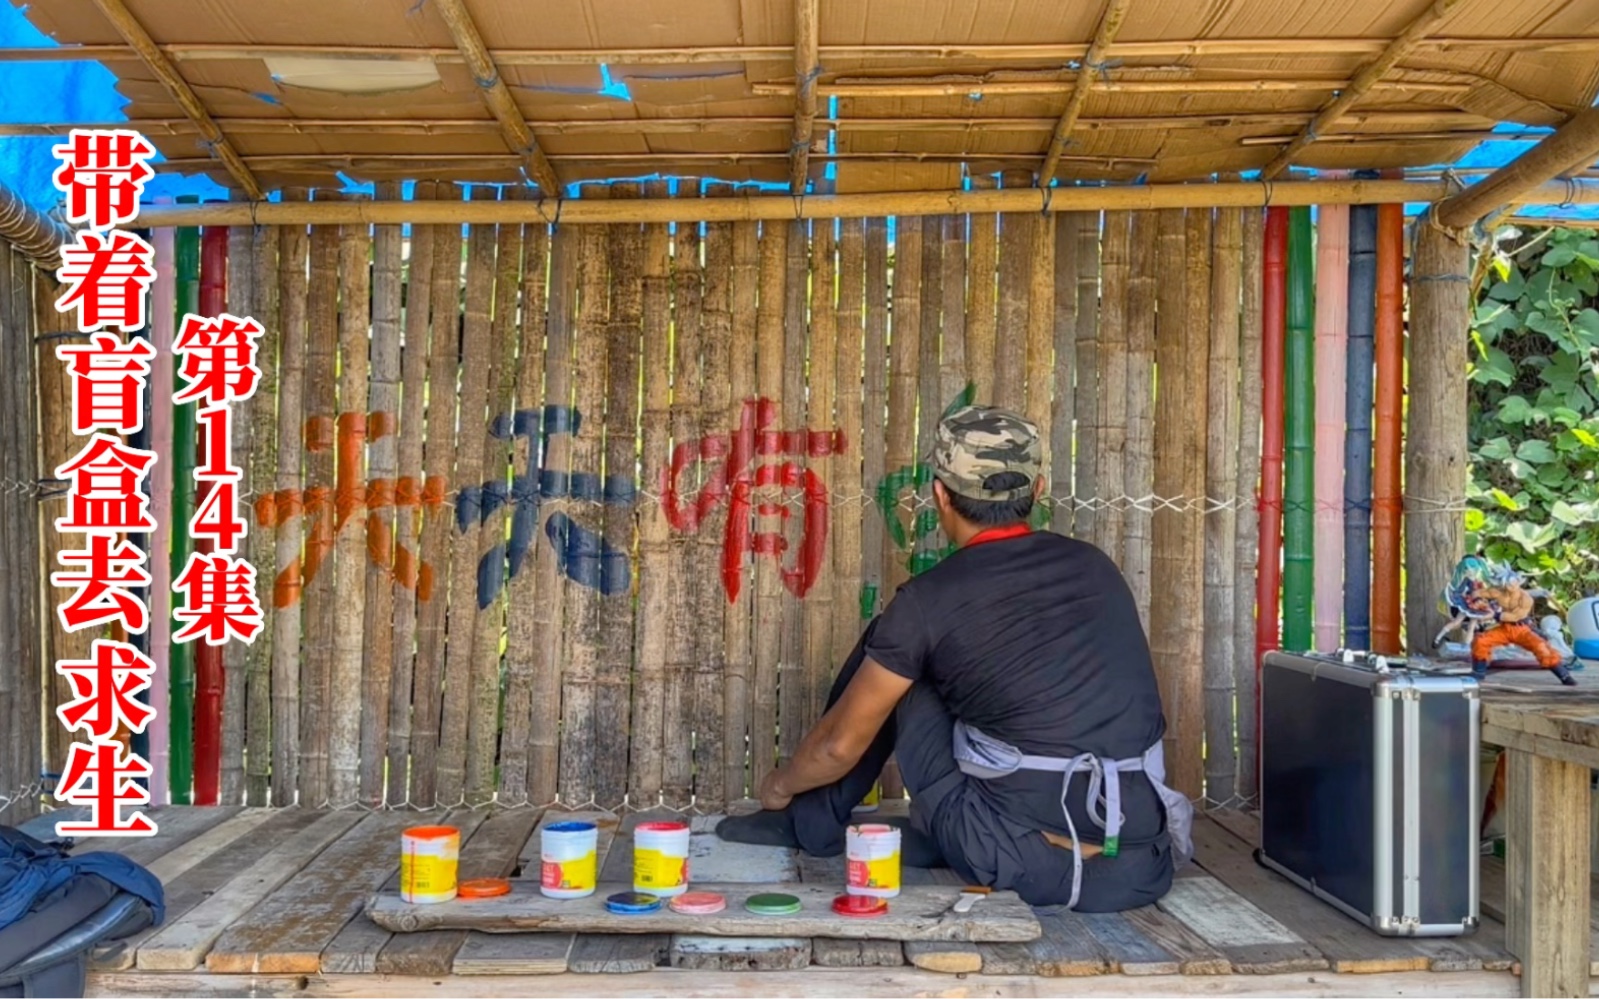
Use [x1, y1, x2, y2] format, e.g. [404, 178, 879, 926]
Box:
[925, 404, 1042, 502]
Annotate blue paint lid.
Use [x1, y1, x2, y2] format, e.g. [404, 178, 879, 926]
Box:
[546, 821, 597, 833]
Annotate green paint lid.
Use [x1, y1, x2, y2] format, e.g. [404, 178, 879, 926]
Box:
[745, 892, 802, 915]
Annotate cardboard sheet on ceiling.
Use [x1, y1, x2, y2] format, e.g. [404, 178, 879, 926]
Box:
[469, 0, 746, 49]
[835, 161, 963, 194]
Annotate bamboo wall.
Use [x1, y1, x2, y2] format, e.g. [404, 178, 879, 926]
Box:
[22, 190, 1269, 811]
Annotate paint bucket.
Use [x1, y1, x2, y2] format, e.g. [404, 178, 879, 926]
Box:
[633, 820, 691, 898]
[853, 781, 881, 813]
[400, 825, 460, 904]
[846, 823, 901, 898]
[541, 821, 599, 899]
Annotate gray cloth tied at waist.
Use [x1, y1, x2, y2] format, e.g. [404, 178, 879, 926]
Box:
[952, 720, 1194, 910]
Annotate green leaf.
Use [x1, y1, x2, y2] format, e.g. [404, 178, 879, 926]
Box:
[1464, 508, 1487, 532]
[1508, 458, 1536, 480]
[1505, 520, 1559, 552]
[1472, 347, 1516, 388]
[1489, 487, 1523, 511]
[1526, 310, 1566, 338]
[1552, 500, 1597, 526]
[1488, 269, 1526, 302]
[1550, 407, 1583, 428]
[1573, 427, 1599, 449]
[1478, 436, 1514, 460]
[1538, 462, 1570, 487]
[1545, 244, 1579, 267]
[1497, 396, 1534, 425]
[1516, 439, 1558, 464]
[1576, 308, 1599, 348]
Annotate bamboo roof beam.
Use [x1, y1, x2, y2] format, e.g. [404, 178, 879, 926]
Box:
[428, 0, 562, 194]
[5, 36, 1599, 65]
[156, 151, 1159, 171]
[133, 178, 1599, 228]
[87, 0, 264, 200]
[1434, 107, 1599, 229]
[1257, 0, 1467, 181]
[0, 175, 74, 269]
[1038, 0, 1132, 188]
[755, 78, 1472, 98]
[790, 0, 819, 193]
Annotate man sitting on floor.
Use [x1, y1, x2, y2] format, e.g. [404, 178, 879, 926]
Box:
[717, 405, 1190, 912]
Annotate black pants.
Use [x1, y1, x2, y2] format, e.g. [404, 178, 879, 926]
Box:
[788, 619, 1174, 912]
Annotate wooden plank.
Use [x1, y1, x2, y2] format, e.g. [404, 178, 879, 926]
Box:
[1079, 911, 1183, 976]
[94, 808, 328, 972]
[368, 882, 1040, 942]
[1506, 747, 1592, 996]
[453, 934, 574, 975]
[810, 938, 905, 967]
[86, 968, 1538, 998]
[568, 934, 670, 974]
[1157, 875, 1328, 974]
[371, 809, 543, 975]
[135, 809, 364, 970]
[1123, 904, 1233, 975]
[904, 939, 982, 974]
[205, 811, 414, 972]
[1027, 912, 1112, 976]
[669, 936, 811, 971]
[145, 808, 278, 884]
[974, 941, 1037, 974]
[79, 806, 241, 866]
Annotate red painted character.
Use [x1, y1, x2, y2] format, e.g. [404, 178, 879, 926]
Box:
[54, 434, 157, 534]
[50, 129, 155, 231]
[51, 533, 151, 634]
[54, 740, 156, 837]
[55, 231, 156, 333]
[662, 397, 843, 602]
[189, 406, 246, 554]
[55, 332, 157, 435]
[55, 639, 156, 741]
[173, 313, 263, 406]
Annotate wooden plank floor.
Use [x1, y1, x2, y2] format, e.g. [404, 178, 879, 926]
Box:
[51, 802, 1586, 992]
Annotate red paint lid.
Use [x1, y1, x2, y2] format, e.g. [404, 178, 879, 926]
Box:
[832, 894, 889, 918]
[458, 878, 510, 899]
[635, 821, 690, 833]
[669, 891, 728, 914]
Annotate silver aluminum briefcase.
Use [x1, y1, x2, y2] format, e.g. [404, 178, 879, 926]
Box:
[1259, 650, 1480, 937]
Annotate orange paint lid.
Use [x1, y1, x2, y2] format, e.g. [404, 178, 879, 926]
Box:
[402, 825, 460, 840]
[459, 878, 511, 898]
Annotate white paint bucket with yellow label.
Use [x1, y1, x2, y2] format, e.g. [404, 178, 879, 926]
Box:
[541, 821, 599, 899]
[633, 820, 691, 898]
[846, 823, 901, 898]
[400, 825, 460, 904]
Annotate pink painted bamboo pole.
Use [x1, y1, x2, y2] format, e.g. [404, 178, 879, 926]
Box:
[1313, 191, 1350, 652]
[147, 212, 176, 807]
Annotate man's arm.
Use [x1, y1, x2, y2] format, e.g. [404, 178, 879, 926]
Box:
[761, 659, 913, 808]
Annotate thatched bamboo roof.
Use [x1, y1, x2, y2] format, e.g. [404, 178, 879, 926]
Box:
[8, 0, 1599, 195]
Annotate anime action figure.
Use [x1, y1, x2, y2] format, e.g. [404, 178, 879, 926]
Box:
[1436, 555, 1578, 686]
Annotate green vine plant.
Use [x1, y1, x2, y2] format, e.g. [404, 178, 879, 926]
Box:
[1468, 226, 1599, 606]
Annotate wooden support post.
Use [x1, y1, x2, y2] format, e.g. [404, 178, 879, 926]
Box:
[860, 217, 889, 624]
[752, 219, 788, 789]
[884, 216, 922, 593]
[1072, 213, 1101, 541]
[779, 220, 808, 762]
[697, 196, 734, 809]
[1405, 218, 1469, 656]
[221, 223, 253, 805]
[243, 222, 279, 806]
[1505, 749, 1591, 997]
[1258, 0, 1467, 180]
[833, 217, 866, 666]
[1048, 214, 1079, 536]
[1234, 207, 1266, 799]
[724, 218, 759, 800]
[805, 220, 837, 726]
[665, 203, 703, 809]
[994, 174, 1030, 413]
[88, 0, 263, 198]
[965, 178, 998, 402]
[1204, 206, 1243, 805]
[1037, 0, 1132, 188]
[1094, 210, 1129, 565]
[428, 0, 561, 194]
[1123, 210, 1157, 629]
[790, 0, 819, 193]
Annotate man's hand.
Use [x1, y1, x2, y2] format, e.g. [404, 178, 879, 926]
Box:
[758, 770, 793, 812]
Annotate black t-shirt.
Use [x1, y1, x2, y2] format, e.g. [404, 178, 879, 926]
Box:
[865, 529, 1168, 842]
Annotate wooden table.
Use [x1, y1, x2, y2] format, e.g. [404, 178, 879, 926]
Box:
[1480, 688, 1599, 997]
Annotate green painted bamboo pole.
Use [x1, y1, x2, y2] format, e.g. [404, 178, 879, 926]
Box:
[170, 202, 200, 803]
[1281, 206, 1315, 651]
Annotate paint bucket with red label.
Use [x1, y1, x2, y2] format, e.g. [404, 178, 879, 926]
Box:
[400, 825, 460, 904]
[846, 823, 901, 898]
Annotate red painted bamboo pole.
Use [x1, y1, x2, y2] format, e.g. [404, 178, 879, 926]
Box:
[1255, 206, 1288, 668]
[193, 224, 228, 805]
[1371, 191, 1404, 655]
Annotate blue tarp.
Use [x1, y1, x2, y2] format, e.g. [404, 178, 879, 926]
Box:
[0, 2, 1595, 219]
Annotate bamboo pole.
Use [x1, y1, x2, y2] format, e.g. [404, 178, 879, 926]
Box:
[912, 215, 945, 577]
[665, 200, 704, 808]
[557, 223, 611, 804]
[409, 191, 464, 808]
[1149, 209, 1190, 796]
[437, 193, 499, 806]
[1255, 207, 1289, 667]
[779, 219, 808, 764]
[1179, 207, 1212, 801]
[1025, 214, 1055, 465]
[87, 0, 264, 198]
[328, 205, 371, 809]
[1313, 194, 1351, 654]
[2, 247, 42, 819]
[1072, 212, 1100, 542]
[1049, 214, 1079, 536]
[171, 217, 199, 804]
[1204, 206, 1243, 806]
[860, 218, 889, 625]
[884, 216, 922, 593]
[1343, 197, 1377, 653]
[1434, 108, 1599, 228]
[1122, 211, 1157, 628]
[243, 222, 278, 806]
[529, 223, 578, 804]
[1370, 198, 1405, 656]
[427, 0, 561, 193]
[386, 183, 436, 806]
[219, 223, 252, 805]
[499, 211, 549, 805]
[966, 179, 998, 402]
[597, 193, 640, 810]
[1037, 0, 1132, 188]
[269, 191, 308, 805]
[696, 193, 734, 809]
[765, 77, 1472, 100]
[0, 177, 71, 268]
[137, 179, 1599, 229]
[724, 217, 759, 800]
[194, 218, 229, 808]
[939, 214, 968, 416]
[467, 191, 524, 805]
[297, 204, 339, 807]
[833, 217, 866, 669]
[1094, 210, 1129, 565]
[1257, 0, 1469, 180]
[805, 220, 837, 726]
[1282, 207, 1315, 653]
[1233, 207, 1265, 800]
[751, 219, 788, 788]
[790, 0, 819, 192]
[360, 182, 402, 807]
[630, 185, 671, 808]
[1405, 217, 1469, 656]
[994, 174, 1030, 413]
